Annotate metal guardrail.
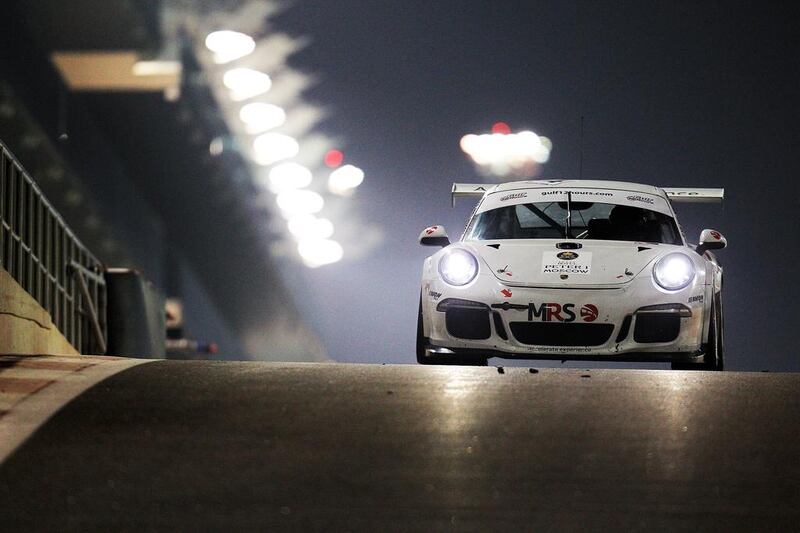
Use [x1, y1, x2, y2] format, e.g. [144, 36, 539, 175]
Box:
[0, 140, 107, 354]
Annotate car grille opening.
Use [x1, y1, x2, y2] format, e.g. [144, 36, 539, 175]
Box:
[615, 315, 633, 343]
[509, 322, 614, 346]
[445, 308, 491, 340]
[633, 313, 680, 343]
[492, 312, 508, 340]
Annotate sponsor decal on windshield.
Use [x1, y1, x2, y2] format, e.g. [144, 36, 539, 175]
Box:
[626, 195, 654, 204]
[542, 251, 592, 275]
[541, 190, 613, 197]
[477, 187, 673, 216]
[500, 192, 527, 202]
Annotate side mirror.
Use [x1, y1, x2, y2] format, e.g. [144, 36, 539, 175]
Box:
[419, 225, 450, 247]
[696, 229, 727, 255]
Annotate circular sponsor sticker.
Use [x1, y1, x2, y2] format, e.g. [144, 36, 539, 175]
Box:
[556, 251, 579, 260]
[580, 304, 598, 322]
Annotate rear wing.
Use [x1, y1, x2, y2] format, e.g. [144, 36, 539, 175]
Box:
[451, 183, 492, 207]
[663, 188, 724, 203]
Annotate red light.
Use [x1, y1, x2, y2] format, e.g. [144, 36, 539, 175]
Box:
[491, 122, 511, 134]
[324, 149, 344, 168]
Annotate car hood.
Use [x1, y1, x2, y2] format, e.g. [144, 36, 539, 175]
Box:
[468, 239, 672, 287]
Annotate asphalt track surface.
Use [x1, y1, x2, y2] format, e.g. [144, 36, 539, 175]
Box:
[1, 361, 799, 531]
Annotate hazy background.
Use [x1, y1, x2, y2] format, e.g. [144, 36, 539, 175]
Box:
[1, 1, 796, 370]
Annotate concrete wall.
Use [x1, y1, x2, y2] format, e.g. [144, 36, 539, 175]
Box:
[0, 269, 78, 356]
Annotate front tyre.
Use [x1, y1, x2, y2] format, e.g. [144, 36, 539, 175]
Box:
[701, 291, 724, 371]
[416, 297, 487, 366]
[671, 291, 723, 371]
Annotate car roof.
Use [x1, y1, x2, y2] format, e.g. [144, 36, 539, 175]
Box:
[491, 179, 665, 196]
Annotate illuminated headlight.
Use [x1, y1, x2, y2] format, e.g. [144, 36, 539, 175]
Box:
[439, 249, 479, 286]
[653, 253, 695, 291]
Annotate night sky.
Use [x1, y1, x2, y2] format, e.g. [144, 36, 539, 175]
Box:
[274, 1, 798, 370]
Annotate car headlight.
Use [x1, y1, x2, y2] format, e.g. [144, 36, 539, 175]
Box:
[439, 249, 479, 286]
[653, 253, 695, 290]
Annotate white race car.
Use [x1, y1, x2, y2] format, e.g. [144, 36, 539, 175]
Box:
[417, 180, 726, 370]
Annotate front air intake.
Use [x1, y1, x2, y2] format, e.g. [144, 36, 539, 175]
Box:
[633, 314, 681, 343]
[509, 322, 613, 346]
[445, 308, 491, 340]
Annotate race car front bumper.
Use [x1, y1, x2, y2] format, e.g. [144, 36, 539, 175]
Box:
[422, 277, 708, 362]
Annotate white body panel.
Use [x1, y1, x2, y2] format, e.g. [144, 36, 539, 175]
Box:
[422, 180, 724, 362]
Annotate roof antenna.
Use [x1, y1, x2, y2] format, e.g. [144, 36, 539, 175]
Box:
[578, 115, 585, 179]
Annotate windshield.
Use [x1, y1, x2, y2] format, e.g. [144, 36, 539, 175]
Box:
[465, 201, 682, 244]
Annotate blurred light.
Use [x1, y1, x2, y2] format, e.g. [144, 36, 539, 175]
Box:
[276, 189, 324, 215]
[65, 189, 82, 206]
[460, 129, 552, 179]
[223, 68, 271, 101]
[287, 215, 334, 240]
[101, 238, 117, 252]
[253, 133, 298, 165]
[491, 122, 511, 134]
[239, 102, 286, 133]
[163, 85, 181, 102]
[267, 162, 313, 192]
[43, 166, 65, 182]
[298, 239, 343, 268]
[209, 137, 224, 156]
[84, 214, 100, 230]
[328, 164, 364, 195]
[324, 149, 344, 168]
[132, 61, 182, 77]
[205, 31, 256, 64]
